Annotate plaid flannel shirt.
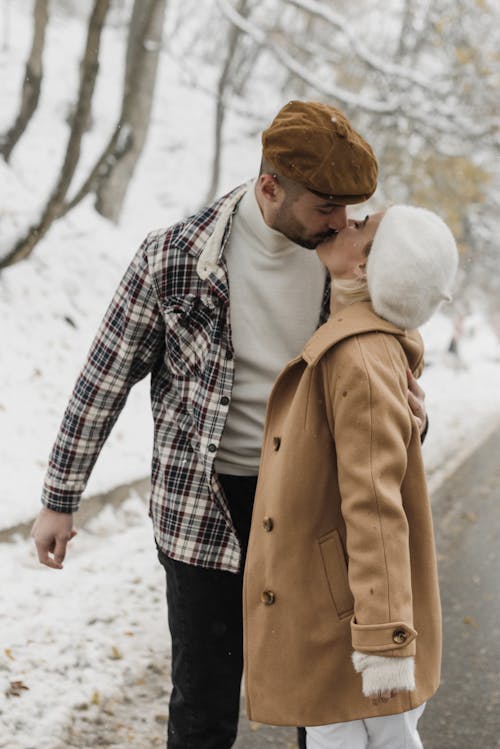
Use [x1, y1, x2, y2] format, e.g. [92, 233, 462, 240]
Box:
[42, 183, 330, 573]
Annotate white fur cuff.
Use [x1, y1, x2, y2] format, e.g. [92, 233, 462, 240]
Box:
[352, 651, 415, 697]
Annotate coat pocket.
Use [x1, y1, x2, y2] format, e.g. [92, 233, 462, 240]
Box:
[318, 529, 354, 620]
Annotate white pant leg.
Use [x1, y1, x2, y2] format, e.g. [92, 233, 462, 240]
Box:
[306, 719, 368, 749]
[306, 703, 426, 749]
[364, 703, 426, 749]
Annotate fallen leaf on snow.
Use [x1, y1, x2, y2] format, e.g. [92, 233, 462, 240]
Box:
[110, 646, 123, 660]
[6, 680, 29, 697]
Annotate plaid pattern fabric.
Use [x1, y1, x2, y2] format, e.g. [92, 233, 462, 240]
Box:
[42, 184, 330, 573]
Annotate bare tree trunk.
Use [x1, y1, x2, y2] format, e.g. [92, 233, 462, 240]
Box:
[0, 0, 49, 162]
[62, 0, 167, 223]
[94, 0, 167, 222]
[2, 0, 11, 51]
[281, 10, 314, 98]
[0, 0, 111, 270]
[396, 0, 414, 60]
[204, 0, 249, 205]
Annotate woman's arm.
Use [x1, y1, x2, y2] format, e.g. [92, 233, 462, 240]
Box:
[323, 332, 418, 692]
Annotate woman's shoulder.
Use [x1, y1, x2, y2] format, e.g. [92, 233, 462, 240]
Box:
[303, 302, 399, 363]
[322, 327, 423, 379]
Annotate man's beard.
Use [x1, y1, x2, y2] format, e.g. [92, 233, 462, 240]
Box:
[272, 203, 335, 250]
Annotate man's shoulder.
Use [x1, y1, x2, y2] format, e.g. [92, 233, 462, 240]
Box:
[142, 183, 249, 263]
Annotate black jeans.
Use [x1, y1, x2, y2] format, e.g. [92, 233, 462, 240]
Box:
[158, 474, 307, 749]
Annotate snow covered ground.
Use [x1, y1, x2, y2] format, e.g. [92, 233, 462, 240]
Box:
[2, 5, 500, 748]
[0, 497, 168, 749]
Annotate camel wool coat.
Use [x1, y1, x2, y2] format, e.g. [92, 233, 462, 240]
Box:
[243, 301, 442, 727]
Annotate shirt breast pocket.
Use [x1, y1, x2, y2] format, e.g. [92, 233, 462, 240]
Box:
[162, 294, 216, 378]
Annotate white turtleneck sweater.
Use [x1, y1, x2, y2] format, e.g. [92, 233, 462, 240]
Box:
[215, 182, 327, 476]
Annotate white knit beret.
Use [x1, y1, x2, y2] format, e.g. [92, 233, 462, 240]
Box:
[366, 205, 459, 330]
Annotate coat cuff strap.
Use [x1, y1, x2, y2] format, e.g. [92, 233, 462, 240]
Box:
[351, 618, 417, 654]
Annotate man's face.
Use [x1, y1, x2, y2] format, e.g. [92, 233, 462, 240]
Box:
[271, 189, 348, 249]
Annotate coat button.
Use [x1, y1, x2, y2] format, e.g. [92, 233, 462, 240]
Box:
[392, 629, 408, 644]
[261, 590, 276, 606]
[262, 517, 274, 532]
[273, 437, 281, 451]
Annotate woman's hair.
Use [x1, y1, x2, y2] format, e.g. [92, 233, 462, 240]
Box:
[331, 240, 373, 306]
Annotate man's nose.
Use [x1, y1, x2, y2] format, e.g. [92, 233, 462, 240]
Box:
[328, 206, 347, 231]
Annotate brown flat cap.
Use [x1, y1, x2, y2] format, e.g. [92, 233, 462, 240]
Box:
[262, 100, 378, 204]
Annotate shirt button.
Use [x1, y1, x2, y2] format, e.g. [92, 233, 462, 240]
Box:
[221, 396, 230, 406]
[392, 629, 408, 644]
[208, 443, 217, 453]
[261, 590, 275, 606]
[262, 517, 274, 532]
[273, 437, 281, 451]
[226, 351, 234, 360]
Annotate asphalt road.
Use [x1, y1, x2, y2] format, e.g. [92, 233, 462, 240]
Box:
[235, 425, 500, 748]
[418, 424, 500, 748]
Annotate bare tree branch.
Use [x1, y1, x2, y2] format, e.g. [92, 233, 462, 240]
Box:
[0, 0, 112, 270]
[204, 0, 250, 204]
[217, 0, 398, 114]
[62, 0, 167, 223]
[0, 0, 49, 162]
[287, 0, 442, 93]
[218, 0, 499, 147]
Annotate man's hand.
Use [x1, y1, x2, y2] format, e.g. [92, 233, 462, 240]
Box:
[31, 507, 77, 569]
[406, 368, 427, 436]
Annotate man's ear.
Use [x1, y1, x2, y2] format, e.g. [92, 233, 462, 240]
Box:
[257, 173, 282, 203]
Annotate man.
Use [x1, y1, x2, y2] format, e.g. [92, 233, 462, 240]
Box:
[32, 101, 427, 749]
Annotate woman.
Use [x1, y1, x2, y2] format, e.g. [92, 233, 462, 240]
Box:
[243, 205, 458, 748]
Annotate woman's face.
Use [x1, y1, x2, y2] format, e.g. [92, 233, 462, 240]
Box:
[316, 211, 384, 280]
